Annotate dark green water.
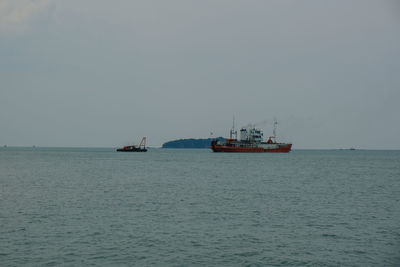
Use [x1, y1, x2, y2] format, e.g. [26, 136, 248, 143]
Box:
[1, 148, 399, 266]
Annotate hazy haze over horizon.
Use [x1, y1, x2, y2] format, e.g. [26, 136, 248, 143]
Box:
[1, 0, 399, 149]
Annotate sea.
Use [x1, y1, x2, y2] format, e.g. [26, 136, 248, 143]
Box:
[0, 147, 399, 266]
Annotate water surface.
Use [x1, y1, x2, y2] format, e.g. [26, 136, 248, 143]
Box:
[1, 148, 399, 266]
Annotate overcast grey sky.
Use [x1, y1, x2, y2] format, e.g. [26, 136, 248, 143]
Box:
[1, 0, 399, 148]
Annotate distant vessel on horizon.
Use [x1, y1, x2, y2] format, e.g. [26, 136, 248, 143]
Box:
[210, 119, 292, 153]
[117, 137, 147, 152]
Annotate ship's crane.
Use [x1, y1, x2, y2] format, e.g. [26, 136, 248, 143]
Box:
[138, 137, 146, 149]
[267, 118, 278, 143]
[272, 118, 278, 138]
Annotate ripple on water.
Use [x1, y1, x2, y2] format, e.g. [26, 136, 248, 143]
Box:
[0, 148, 400, 266]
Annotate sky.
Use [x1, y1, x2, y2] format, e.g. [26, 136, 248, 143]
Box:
[1, 0, 399, 149]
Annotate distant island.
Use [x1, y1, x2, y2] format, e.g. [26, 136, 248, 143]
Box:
[162, 137, 224, 149]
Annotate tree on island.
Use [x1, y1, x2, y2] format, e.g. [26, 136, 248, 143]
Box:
[162, 137, 224, 149]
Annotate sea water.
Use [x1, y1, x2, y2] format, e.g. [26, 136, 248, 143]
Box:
[0, 148, 399, 266]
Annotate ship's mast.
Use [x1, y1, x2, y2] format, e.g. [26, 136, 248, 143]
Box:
[230, 115, 237, 139]
[273, 119, 278, 139]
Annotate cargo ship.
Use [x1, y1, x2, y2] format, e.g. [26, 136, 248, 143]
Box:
[117, 137, 147, 152]
[210, 120, 292, 153]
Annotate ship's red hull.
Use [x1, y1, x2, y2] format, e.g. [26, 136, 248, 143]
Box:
[211, 143, 292, 153]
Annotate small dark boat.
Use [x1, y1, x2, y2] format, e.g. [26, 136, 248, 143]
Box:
[117, 137, 147, 152]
